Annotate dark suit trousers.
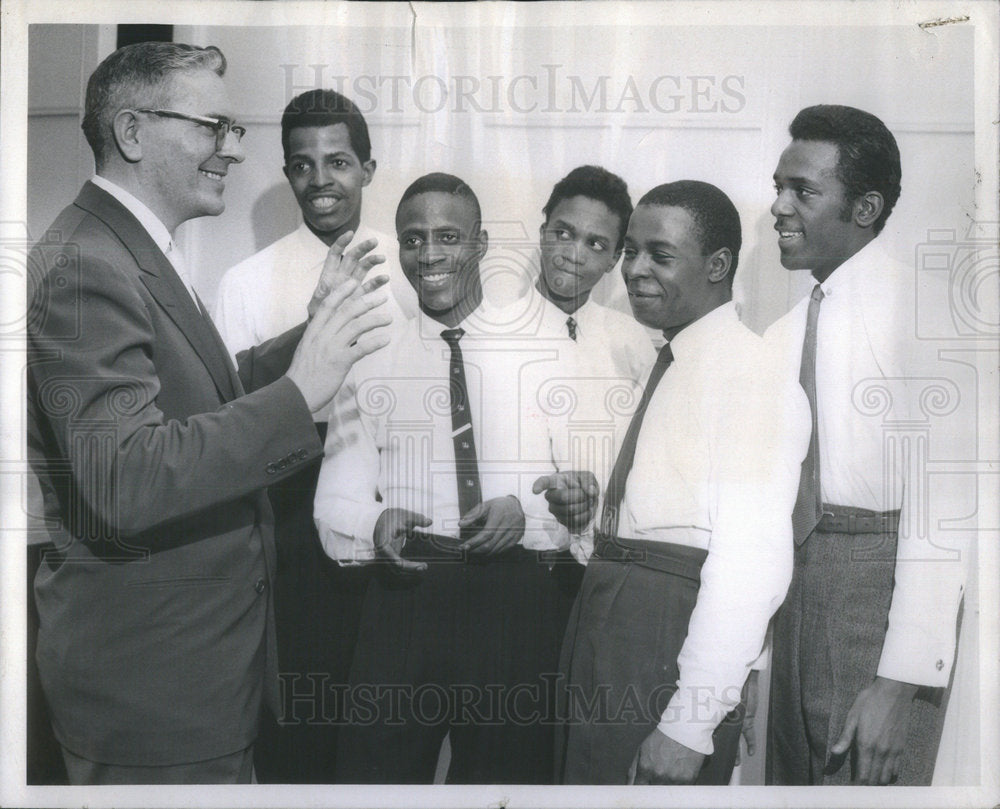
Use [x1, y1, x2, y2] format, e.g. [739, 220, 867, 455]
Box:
[557, 539, 743, 785]
[768, 528, 952, 785]
[253, 424, 374, 784]
[335, 536, 582, 784]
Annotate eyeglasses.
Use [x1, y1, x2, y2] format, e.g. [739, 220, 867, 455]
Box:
[134, 108, 246, 149]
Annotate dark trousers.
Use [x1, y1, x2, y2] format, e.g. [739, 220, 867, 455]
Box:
[61, 744, 253, 785]
[335, 537, 582, 784]
[253, 423, 373, 784]
[557, 538, 743, 785]
[768, 528, 952, 785]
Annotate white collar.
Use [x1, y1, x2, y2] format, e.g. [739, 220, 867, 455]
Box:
[91, 174, 173, 254]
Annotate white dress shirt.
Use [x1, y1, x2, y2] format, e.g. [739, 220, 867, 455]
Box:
[535, 292, 657, 562]
[764, 238, 967, 688]
[214, 221, 418, 358]
[314, 298, 574, 563]
[606, 302, 810, 756]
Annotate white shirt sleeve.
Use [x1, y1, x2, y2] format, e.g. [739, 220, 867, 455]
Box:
[313, 369, 385, 564]
[658, 362, 810, 755]
[877, 350, 968, 686]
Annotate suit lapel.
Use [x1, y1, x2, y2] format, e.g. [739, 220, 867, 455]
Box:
[75, 183, 239, 402]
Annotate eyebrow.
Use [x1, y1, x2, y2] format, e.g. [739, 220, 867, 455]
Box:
[287, 150, 355, 161]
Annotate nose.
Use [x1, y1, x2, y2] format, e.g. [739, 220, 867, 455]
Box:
[418, 243, 447, 266]
[621, 252, 648, 282]
[217, 128, 245, 164]
[771, 189, 793, 219]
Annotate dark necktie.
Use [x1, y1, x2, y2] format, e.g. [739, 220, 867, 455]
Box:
[600, 343, 674, 537]
[791, 284, 825, 545]
[566, 316, 578, 341]
[441, 328, 483, 521]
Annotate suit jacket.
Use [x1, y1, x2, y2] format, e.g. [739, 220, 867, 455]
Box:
[27, 182, 323, 766]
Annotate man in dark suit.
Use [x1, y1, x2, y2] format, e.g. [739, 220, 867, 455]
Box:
[26, 40, 391, 785]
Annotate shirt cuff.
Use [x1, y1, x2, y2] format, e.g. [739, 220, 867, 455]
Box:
[876, 622, 956, 687]
[315, 502, 382, 564]
[657, 685, 727, 756]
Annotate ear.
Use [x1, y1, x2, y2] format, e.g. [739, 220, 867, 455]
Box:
[361, 159, 376, 188]
[475, 227, 489, 260]
[539, 222, 546, 243]
[706, 247, 733, 284]
[282, 164, 290, 182]
[112, 109, 143, 163]
[853, 191, 884, 230]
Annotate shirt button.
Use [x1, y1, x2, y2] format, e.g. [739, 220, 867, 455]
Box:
[254, 578, 266, 594]
[936, 659, 944, 671]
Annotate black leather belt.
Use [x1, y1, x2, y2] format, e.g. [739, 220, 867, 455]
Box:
[593, 534, 706, 584]
[815, 505, 900, 535]
[403, 533, 570, 566]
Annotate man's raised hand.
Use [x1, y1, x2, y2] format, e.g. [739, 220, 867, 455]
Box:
[307, 231, 388, 319]
[287, 278, 391, 414]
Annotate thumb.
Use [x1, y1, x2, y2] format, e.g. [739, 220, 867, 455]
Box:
[830, 708, 858, 755]
[397, 509, 432, 532]
[458, 502, 486, 526]
[532, 475, 554, 494]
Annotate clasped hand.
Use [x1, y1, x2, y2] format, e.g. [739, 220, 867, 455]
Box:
[532, 471, 599, 533]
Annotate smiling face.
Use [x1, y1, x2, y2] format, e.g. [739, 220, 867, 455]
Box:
[284, 123, 375, 246]
[771, 139, 861, 282]
[396, 191, 487, 327]
[137, 69, 244, 231]
[538, 195, 622, 314]
[622, 204, 728, 338]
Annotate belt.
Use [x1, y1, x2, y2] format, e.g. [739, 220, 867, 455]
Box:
[593, 534, 706, 584]
[403, 532, 568, 566]
[815, 505, 900, 535]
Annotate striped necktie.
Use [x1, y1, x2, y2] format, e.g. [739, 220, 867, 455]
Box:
[441, 328, 483, 525]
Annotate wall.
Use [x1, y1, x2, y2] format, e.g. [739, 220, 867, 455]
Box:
[27, 12, 975, 333]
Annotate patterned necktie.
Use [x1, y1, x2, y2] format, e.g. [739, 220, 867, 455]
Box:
[441, 328, 483, 522]
[600, 342, 674, 537]
[791, 284, 825, 545]
[566, 316, 578, 341]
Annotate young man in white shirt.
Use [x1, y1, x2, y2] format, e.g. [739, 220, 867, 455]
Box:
[539, 181, 808, 785]
[215, 88, 415, 354]
[316, 173, 576, 783]
[213, 89, 414, 783]
[534, 165, 655, 384]
[765, 104, 966, 786]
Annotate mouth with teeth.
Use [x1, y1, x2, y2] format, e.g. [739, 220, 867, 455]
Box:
[776, 227, 804, 244]
[199, 169, 225, 182]
[308, 195, 343, 213]
[419, 271, 453, 286]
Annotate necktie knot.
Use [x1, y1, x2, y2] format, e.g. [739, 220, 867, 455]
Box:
[566, 316, 577, 341]
[655, 343, 674, 366]
[441, 327, 465, 346]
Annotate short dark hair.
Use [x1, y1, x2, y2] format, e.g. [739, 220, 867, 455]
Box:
[397, 172, 482, 228]
[637, 180, 742, 279]
[82, 42, 226, 168]
[789, 104, 901, 235]
[281, 89, 372, 163]
[542, 165, 633, 251]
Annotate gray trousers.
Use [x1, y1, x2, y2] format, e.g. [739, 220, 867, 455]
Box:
[768, 528, 952, 785]
[557, 538, 743, 785]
